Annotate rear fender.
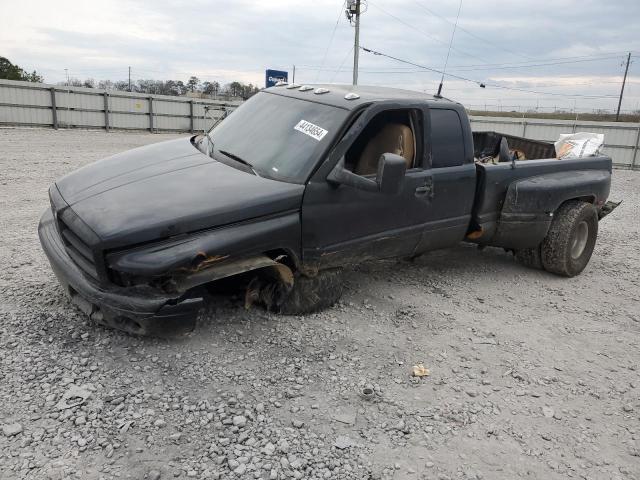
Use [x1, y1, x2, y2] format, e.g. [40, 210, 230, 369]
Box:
[503, 169, 610, 215]
[489, 169, 611, 249]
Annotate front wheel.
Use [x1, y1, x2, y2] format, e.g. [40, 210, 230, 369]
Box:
[246, 268, 344, 315]
[278, 269, 344, 315]
[541, 200, 598, 277]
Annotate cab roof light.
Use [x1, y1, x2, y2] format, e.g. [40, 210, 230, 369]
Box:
[314, 87, 330, 95]
[344, 92, 360, 100]
[286, 84, 301, 89]
[274, 81, 288, 87]
[298, 85, 314, 92]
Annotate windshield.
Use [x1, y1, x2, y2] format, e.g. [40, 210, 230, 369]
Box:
[206, 92, 349, 183]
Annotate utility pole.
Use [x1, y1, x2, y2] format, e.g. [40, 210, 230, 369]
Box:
[616, 52, 632, 121]
[346, 0, 361, 86]
[128, 66, 132, 92]
[292, 65, 296, 84]
[65, 68, 69, 86]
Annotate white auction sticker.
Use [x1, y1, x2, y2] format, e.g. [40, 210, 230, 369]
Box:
[294, 120, 328, 141]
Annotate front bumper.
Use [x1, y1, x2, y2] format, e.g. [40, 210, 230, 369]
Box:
[38, 208, 203, 336]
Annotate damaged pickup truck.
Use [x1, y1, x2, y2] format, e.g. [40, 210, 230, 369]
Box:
[39, 84, 619, 336]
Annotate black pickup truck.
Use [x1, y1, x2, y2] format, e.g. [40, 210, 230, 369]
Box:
[38, 84, 618, 335]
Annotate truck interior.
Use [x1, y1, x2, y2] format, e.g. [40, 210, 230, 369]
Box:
[344, 109, 419, 175]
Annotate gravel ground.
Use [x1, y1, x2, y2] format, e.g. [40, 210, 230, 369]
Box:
[1, 127, 639, 480]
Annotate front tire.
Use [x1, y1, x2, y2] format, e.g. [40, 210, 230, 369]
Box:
[541, 200, 598, 277]
[246, 268, 344, 315]
[278, 269, 344, 315]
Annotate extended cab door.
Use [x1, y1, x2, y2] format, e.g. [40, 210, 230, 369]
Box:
[413, 106, 477, 254]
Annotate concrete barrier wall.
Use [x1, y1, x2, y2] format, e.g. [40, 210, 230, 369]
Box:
[0, 79, 241, 133]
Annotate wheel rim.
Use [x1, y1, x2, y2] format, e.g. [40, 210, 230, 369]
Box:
[570, 221, 589, 259]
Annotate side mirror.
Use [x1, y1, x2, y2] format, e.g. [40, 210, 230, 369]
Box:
[327, 153, 407, 195]
[376, 153, 407, 194]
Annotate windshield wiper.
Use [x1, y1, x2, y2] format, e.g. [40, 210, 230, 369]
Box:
[218, 150, 260, 177]
[200, 107, 230, 157]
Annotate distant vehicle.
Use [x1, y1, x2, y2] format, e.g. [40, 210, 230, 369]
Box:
[39, 84, 619, 336]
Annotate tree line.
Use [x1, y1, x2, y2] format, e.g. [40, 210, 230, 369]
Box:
[1, 57, 260, 99]
[0, 56, 44, 82]
[65, 76, 260, 99]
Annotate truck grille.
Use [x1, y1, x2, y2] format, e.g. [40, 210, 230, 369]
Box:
[58, 218, 100, 280]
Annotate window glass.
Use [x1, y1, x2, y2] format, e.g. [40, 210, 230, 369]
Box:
[208, 92, 348, 183]
[430, 109, 464, 168]
[344, 109, 416, 175]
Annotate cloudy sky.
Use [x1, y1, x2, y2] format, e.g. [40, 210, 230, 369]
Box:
[2, 0, 639, 112]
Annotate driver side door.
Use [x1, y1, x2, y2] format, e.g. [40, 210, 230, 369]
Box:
[300, 101, 434, 269]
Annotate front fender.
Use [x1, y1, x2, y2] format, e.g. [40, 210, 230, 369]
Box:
[107, 212, 301, 277]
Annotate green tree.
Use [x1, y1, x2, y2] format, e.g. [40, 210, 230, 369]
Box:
[202, 81, 220, 96]
[186, 76, 200, 92]
[0, 56, 44, 82]
[226, 81, 243, 97]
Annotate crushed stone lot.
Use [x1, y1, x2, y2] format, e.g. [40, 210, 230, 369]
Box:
[1, 127, 639, 480]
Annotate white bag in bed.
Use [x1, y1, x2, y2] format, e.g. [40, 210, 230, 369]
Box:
[554, 132, 604, 160]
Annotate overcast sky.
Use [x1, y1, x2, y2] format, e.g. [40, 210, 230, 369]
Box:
[2, 0, 639, 112]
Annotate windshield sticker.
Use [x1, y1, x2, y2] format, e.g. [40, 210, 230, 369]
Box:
[294, 120, 328, 141]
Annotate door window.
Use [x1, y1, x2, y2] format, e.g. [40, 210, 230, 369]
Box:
[430, 109, 465, 168]
[344, 109, 421, 176]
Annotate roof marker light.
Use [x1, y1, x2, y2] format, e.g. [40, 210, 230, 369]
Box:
[314, 87, 330, 95]
[298, 85, 313, 92]
[274, 81, 288, 87]
[286, 84, 301, 89]
[344, 92, 360, 100]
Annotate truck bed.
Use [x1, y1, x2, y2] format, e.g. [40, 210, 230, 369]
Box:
[469, 132, 612, 249]
[473, 131, 556, 161]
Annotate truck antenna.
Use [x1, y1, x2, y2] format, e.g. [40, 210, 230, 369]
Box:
[436, 0, 463, 98]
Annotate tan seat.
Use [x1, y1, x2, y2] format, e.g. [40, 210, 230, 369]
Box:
[354, 123, 415, 176]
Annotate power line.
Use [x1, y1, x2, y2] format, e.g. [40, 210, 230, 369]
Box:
[330, 46, 355, 83]
[412, 0, 532, 61]
[449, 55, 624, 72]
[315, 0, 347, 82]
[367, 1, 489, 65]
[447, 52, 636, 69]
[360, 46, 618, 99]
[294, 52, 635, 73]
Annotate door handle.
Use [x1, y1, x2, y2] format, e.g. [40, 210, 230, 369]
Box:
[415, 177, 434, 198]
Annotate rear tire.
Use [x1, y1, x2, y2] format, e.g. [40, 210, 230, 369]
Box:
[541, 200, 598, 277]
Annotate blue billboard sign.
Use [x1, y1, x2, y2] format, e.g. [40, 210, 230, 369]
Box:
[265, 69, 288, 88]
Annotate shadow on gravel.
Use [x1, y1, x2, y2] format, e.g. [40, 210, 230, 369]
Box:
[27, 242, 545, 342]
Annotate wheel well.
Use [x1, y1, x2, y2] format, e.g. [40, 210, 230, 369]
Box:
[566, 195, 596, 205]
[264, 249, 299, 272]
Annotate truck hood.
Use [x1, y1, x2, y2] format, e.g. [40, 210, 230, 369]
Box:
[55, 137, 305, 249]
